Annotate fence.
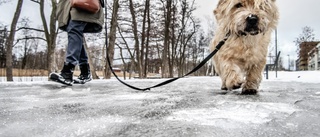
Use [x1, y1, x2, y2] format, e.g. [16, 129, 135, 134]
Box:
[0, 76, 48, 82]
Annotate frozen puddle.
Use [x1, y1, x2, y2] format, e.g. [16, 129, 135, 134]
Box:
[167, 101, 298, 128]
[3, 115, 131, 137]
[111, 93, 166, 100]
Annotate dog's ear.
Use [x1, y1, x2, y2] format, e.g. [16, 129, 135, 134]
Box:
[217, 0, 225, 6]
[213, 9, 218, 16]
[214, 9, 221, 21]
[216, 0, 226, 8]
[214, 0, 226, 21]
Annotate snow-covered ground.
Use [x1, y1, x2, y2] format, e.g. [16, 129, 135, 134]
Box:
[265, 71, 320, 83]
[0, 71, 319, 137]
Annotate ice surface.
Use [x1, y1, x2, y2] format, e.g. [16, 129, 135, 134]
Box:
[167, 101, 298, 126]
[0, 71, 319, 137]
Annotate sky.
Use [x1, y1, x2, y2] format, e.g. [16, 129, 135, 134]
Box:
[1, 0, 320, 70]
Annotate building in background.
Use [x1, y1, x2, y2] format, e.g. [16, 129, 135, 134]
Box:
[296, 41, 319, 71]
[308, 43, 320, 70]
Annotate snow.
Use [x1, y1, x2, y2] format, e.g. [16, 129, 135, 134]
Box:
[0, 71, 320, 136]
[265, 71, 320, 83]
[1, 71, 319, 84]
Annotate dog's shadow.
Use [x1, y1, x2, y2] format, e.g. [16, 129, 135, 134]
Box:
[213, 91, 239, 95]
[211, 90, 261, 102]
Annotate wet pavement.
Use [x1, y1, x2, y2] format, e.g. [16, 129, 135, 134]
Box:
[0, 76, 320, 137]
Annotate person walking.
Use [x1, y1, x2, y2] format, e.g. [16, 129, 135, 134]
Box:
[49, 0, 104, 86]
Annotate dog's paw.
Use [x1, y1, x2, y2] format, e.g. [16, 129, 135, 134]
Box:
[241, 89, 258, 95]
[226, 82, 243, 90]
[225, 75, 244, 91]
[232, 83, 242, 90]
[221, 87, 228, 90]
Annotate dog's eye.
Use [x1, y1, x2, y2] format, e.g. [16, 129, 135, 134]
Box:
[235, 3, 243, 8]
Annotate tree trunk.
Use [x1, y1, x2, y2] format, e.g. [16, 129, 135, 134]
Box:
[140, 0, 148, 78]
[117, 25, 134, 79]
[83, 38, 99, 79]
[0, 28, 8, 68]
[102, 39, 106, 78]
[49, 0, 58, 74]
[21, 36, 28, 69]
[144, 0, 151, 78]
[5, 0, 23, 81]
[105, 0, 119, 79]
[115, 43, 127, 80]
[162, 0, 172, 78]
[35, 0, 58, 75]
[129, 0, 141, 78]
[169, 1, 176, 78]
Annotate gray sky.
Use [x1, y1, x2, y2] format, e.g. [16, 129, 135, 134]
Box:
[1, 0, 320, 70]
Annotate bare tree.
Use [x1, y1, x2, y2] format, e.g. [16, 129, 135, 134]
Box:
[31, 0, 58, 75]
[294, 26, 316, 53]
[117, 24, 135, 79]
[144, 0, 151, 78]
[16, 17, 32, 69]
[83, 37, 99, 79]
[105, 0, 119, 79]
[128, 0, 142, 78]
[5, 0, 24, 81]
[0, 24, 8, 68]
[140, 0, 151, 78]
[115, 43, 127, 79]
[161, 0, 172, 78]
[104, 0, 207, 79]
[176, 0, 198, 77]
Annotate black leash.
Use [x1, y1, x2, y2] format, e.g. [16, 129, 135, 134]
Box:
[104, 0, 230, 91]
[106, 33, 230, 91]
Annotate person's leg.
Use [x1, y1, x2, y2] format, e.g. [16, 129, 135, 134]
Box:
[79, 39, 88, 65]
[75, 41, 92, 84]
[65, 20, 87, 65]
[49, 20, 87, 85]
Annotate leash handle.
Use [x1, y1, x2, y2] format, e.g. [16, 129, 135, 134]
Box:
[105, 33, 230, 91]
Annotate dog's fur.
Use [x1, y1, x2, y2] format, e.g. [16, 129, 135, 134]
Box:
[210, 0, 279, 94]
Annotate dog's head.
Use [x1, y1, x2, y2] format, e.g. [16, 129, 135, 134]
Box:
[214, 0, 279, 36]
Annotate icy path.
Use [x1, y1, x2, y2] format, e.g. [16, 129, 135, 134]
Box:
[0, 73, 320, 137]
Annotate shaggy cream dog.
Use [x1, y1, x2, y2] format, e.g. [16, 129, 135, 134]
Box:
[211, 0, 279, 94]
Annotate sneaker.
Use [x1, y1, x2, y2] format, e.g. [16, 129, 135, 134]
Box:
[49, 62, 75, 86]
[74, 63, 92, 84]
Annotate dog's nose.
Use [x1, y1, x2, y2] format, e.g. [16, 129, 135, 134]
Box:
[246, 14, 258, 25]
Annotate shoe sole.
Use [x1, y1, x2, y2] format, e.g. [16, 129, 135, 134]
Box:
[49, 73, 73, 86]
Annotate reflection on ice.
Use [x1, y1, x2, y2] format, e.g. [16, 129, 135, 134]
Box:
[167, 101, 298, 126]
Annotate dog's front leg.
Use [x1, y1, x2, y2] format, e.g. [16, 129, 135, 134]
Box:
[220, 63, 244, 91]
[242, 64, 264, 95]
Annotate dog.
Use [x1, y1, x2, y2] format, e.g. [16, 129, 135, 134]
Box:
[210, 0, 279, 94]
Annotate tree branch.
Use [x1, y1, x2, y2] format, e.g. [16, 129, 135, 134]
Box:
[16, 27, 44, 32]
[30, 0, 40, 4]
[13, 36, 46, 46]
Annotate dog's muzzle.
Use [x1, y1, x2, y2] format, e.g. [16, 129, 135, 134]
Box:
[244, 14, 260, 35]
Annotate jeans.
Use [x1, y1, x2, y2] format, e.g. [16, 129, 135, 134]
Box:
[65, 20, 88, 66]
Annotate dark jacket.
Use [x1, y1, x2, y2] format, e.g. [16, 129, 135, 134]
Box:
[56, 0, 104, 33]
